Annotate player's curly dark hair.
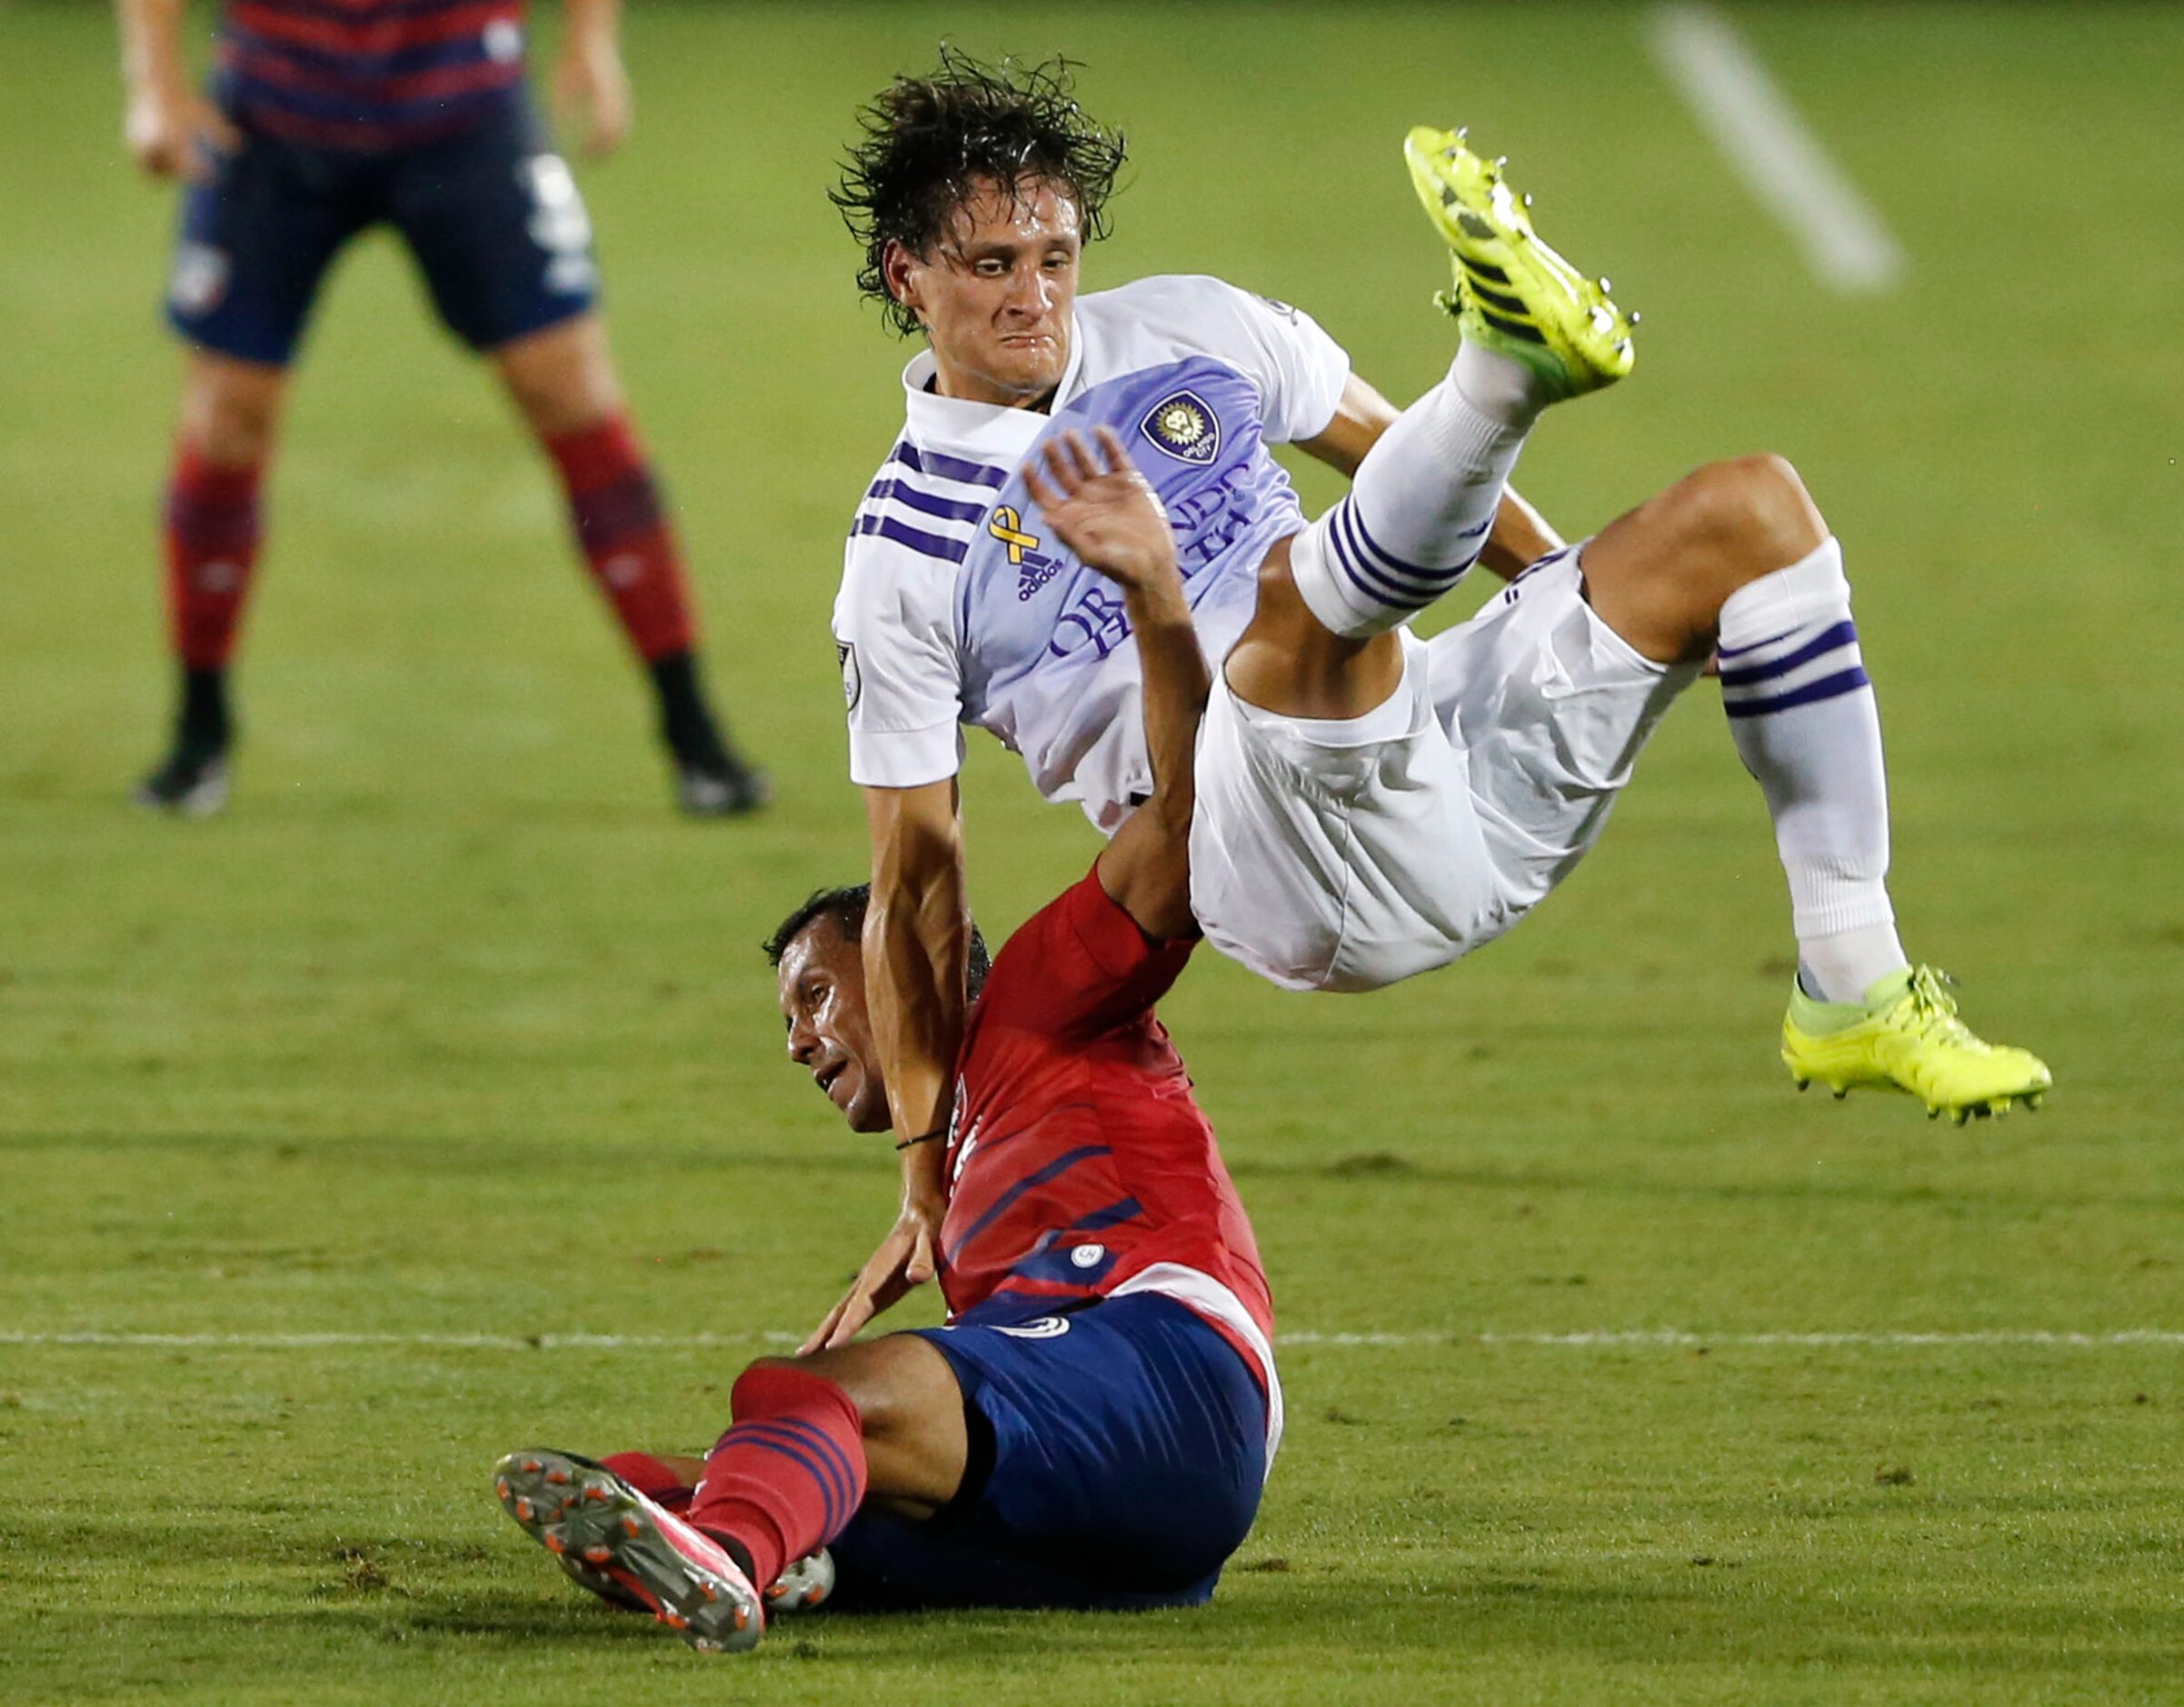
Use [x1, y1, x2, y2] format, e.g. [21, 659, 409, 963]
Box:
[764, 883, 992, 1004]
[833, 47, 1128, 337]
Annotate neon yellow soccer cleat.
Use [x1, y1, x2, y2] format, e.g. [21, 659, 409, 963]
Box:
[1781, 965, 2052, 1123]
[1403, 125, 1635, 400]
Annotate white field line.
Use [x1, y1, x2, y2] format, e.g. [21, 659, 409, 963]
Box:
[5, 1330, 2183, 1353]
[1646, 3, 1907, 294]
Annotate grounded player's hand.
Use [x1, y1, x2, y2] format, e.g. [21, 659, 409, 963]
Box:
[802, 1192, 943, 1353]
[554, 42, 633, 157]
[125, 85, 241, 183]
[1024, 427, 1180, 594]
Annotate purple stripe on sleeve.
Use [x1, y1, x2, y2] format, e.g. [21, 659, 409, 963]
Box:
[892, 443, 1009, 489]
[853, 513, 972, 564]
[873, 480, 988, 524]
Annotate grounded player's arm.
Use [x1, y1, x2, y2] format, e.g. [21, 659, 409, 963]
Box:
[115, 0, 238, 181]
[803, 779, 969, 1352]
[1295, 371, 1562, 581]
[1024, 429, 1209, 942]
[556, 0, 633, 156]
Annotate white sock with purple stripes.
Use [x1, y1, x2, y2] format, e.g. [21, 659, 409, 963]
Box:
[1289, 362, 1531, 638]
[1717, 536, 1909, 1003]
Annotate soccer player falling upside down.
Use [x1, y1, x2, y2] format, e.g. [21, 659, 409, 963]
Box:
[116, 0, 764, 817]
[818, 53, 2050, 1345]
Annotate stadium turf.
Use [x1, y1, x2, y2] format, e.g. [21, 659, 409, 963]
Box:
[4, 3, 2180, 1701]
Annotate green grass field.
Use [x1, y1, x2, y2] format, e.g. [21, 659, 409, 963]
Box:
[4, 2, 2181, 1701]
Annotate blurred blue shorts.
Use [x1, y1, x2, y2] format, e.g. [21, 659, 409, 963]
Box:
[165, 94, 597, 366]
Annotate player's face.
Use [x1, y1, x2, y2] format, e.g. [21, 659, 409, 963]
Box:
[776, 917, 892, 1134]
[888, 176, 1082, 406]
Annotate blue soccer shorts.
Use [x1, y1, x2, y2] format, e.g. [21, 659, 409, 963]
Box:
[823, 1293, 1271, 1612]
[165, 94, 599, 367]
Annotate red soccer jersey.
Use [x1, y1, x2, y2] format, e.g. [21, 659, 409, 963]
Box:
[216, 0, 529, 151]
[939, 869, 1276, 1395]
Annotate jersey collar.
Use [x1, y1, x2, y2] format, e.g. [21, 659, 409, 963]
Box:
[899, 317, 1088, 456]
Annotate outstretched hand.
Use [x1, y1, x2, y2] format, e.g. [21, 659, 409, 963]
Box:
[801, 1179, 945, 1353]
[1022, 427, 1180, 593]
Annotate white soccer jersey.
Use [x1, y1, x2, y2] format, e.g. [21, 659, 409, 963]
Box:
[833, 274, 1350, 830]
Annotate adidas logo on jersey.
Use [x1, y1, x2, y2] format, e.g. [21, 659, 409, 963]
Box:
[1016, 556, 1062, 601]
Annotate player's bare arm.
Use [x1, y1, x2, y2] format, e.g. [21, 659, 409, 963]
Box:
[1296, 372, 1561, 579]
[1024, 427, 1209, 942]
[115, 0, 239, 182]
[555, 0, 632, 157]
[1478, 484, 1565, 577]
[803, 778, 969, 1352]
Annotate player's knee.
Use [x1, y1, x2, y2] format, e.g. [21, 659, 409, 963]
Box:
[497, 316, 621, 437]
[184, 371, 283, 465]
[1671, 454, 1827, 579]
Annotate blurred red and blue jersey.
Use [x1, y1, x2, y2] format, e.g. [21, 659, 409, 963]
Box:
[941, 869, 1277, 1403]
[214, 0, 529, 151]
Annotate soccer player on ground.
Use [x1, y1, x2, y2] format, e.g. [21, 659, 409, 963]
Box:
[820, 55, 2050, 1345]
[116, 0, 765, 816]
[495, 431, 1275, 1653]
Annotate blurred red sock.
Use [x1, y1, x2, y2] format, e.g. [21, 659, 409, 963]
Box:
[544, 413, 696, 662]
[165, 444, 264, 670]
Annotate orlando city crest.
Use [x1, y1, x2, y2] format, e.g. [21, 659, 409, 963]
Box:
[836, 640, 862, 710]
[1139, 389, 1221, 466]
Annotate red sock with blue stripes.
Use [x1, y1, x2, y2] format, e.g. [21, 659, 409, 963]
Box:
[543, 412, 696, 663]
[165, 443, 264, 671]
[686, 1364, 866, 1591]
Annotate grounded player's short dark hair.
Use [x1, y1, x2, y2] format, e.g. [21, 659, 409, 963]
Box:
[833, 47, 1129, 337]
[763, 883, 992, 1003]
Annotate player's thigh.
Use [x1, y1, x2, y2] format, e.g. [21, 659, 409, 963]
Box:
[1426, 547, 1697, 919]
[386, 96, 599, 354]
[177, 348, 291, 464]
[1573, 455, 1830, 663]
[493, 314, 623, 438]
[166, 129, 370, 368]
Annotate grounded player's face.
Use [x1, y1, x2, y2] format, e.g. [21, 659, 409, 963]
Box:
[890, 177, 1082, 406]
[776, 918, 892, 1134]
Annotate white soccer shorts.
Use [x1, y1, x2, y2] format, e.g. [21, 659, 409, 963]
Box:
[1188, 547, 1698, 992]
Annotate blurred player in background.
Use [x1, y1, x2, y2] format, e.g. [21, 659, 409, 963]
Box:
[820, 55, 2049, 1344]
[115, 0, 765, 816]
[495, 432, 1273, 1653]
